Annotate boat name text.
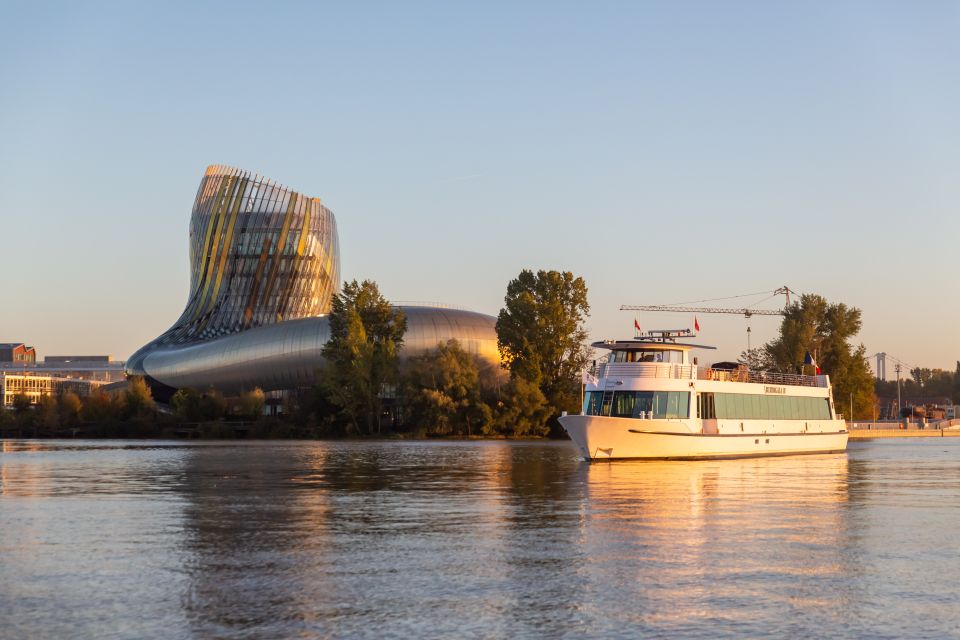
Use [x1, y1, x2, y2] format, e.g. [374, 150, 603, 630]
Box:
[764, 385, 786, 395]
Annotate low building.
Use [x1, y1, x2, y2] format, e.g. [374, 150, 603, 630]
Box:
[1, 373, 107, 408]
[1, 374, 55, 407]
[0, 356, 126, 384]
[39, 356, 126, 383]
[0, 343, 36, 364]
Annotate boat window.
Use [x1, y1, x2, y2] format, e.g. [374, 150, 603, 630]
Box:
[610, 391, 637, 418]
[789, 397, 801, 419]
[665, 391, 680, 418]
[607, 349, 685, 363]
[583, 391, 604, 416]
[709, 394, 833, 420]
[599, 391, 691, 419]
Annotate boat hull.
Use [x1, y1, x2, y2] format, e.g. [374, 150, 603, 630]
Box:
[559, 415, 848, 461]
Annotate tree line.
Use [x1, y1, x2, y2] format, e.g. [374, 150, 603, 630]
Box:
[0, 378, 275, 438]
[5, 277, 892, 435]
[875, 364, 960, 406]
[298, 270, 590, 437]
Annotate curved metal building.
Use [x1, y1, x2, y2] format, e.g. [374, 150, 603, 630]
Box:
[128, 165, 499, 396]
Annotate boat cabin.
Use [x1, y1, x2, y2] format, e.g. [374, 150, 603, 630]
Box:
[595, 330, 716, 367]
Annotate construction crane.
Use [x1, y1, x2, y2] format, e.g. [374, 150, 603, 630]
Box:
[620, 286, 794, 318]
[620, 286, 795, 354]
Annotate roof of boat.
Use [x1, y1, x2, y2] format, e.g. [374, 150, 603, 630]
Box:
[592, 339, 717, 351]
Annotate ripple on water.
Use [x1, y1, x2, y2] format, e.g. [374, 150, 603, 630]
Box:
[2, 438, 960, 638]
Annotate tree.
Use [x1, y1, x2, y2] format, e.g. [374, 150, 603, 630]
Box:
[485, 376, 551, 437]
[81, 390, 123, 424]
[496, 269, 590, 423]
[171, 387, 226, 422]
[37, 395, 60, 429]
[761, 294, 876, 419]
[321, 279, 407, 434]
[402, 340, 492, 436]
[123, 376, 156, 420]
[12, 393, 31, 415]
[171, 388, 202, 422]
[238, 388, 266, 421]
[59, 392, 82, 427]
[200, 388, 228, 420]
[738, 348, 767, 371]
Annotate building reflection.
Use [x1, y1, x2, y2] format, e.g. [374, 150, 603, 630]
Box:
[175, 442, 591, 636]
[177, 443, 338, 636]
[173, 444, 859, 636]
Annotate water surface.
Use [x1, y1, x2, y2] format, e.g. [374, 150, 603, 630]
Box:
[2, 439, 959, 639]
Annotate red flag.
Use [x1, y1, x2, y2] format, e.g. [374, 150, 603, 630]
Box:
[694, 316, 700, 332]
[634, 318, 641, 333]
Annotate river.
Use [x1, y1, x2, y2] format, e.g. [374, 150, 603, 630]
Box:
[1, 439, 959, 638]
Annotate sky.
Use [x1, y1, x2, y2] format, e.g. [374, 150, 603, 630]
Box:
[1, 1, 958, 373]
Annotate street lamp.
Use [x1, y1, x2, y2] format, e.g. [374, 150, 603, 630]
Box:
[895, 363, 902, 420]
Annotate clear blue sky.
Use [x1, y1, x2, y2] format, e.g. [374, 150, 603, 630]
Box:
[2, 1, 958, 373]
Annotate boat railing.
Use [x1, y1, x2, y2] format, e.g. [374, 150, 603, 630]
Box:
[596, 362, 697, 380]
[593, 362, 828, 388]
[697, 367, 827, 388]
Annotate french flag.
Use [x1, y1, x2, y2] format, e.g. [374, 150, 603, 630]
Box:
[804, 351, 821, 374]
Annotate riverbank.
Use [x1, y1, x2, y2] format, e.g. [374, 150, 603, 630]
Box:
[848, 429, 960, 439]
[0, 420, 555, 441]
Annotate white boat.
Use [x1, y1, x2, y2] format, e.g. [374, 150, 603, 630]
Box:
[559, 329, 848, 461]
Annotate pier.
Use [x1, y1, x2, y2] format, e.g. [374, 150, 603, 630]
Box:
[848, 419, 960, 439]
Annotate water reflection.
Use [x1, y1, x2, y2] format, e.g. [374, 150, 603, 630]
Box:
[578, 455, 852, 636]
[176, 442, 590, 638]
[6, 440, 960, 638]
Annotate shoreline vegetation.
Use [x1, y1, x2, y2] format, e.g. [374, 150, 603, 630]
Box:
[3, 271, 591, 441]
[3, 276, 897, 441]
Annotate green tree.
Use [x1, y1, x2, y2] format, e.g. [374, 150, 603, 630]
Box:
[171, 387, 226, 422]
[12, 393, 31, 415]
[37, 395, 60, 430]
[171, 388, 202, 422]
[200, 388, 227, 420]
[402, 339, 492, 436]
[59, 392, 83, 427]
[321, 279, 407, 434]
[762, 294, 875, 419]
[496, 269, 590, 426]
[123, 376, 156, 420]
[485, 376, 551, 437]
[238, 388, 266, 421]
[80, 390, 123, 424]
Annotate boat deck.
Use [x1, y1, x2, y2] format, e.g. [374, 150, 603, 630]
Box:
[595, 362, 827, 388]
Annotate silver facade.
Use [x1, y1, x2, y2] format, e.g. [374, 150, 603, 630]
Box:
[127, 166, 499, 395]
[133, 307, 499, 395]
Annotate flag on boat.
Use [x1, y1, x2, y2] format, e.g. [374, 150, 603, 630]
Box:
[582, 371, 599, 386]
[804, 351, 821, 374]
[634, 318, 641, 333]
[694, 316, 700, 332]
